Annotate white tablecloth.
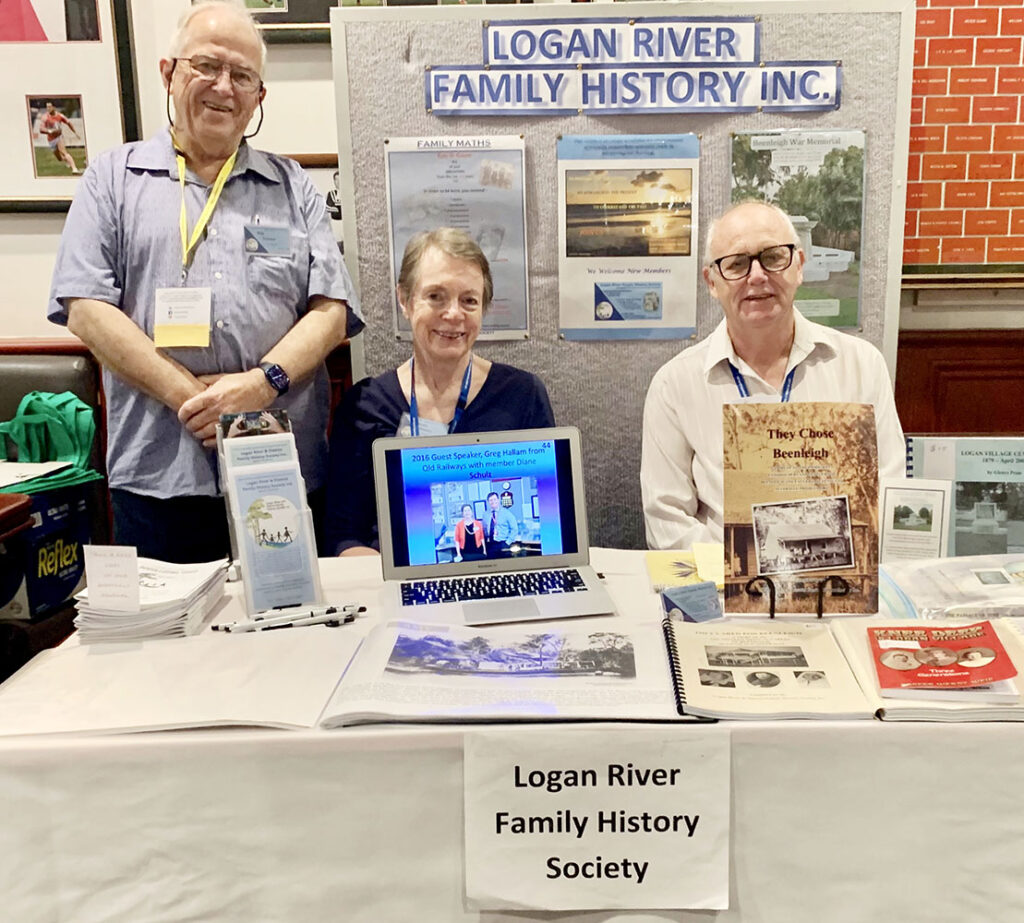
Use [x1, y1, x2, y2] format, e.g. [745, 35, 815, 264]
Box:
[2, 551, 1022, 922]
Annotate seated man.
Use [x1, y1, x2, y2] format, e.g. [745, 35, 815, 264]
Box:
[325, 228, 554, 556]
[641, 200, 905, 549]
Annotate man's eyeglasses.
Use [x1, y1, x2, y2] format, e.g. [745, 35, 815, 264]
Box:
[711, 244, 796, 281]
[175, 55, 262, 94]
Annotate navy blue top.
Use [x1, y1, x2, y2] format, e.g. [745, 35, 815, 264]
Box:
[325, 362, 556, 554]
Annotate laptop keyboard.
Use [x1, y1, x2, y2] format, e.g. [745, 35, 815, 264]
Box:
[400, 569, 586, 606]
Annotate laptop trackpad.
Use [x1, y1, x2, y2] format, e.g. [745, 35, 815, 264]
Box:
[464, 597, 542, 626]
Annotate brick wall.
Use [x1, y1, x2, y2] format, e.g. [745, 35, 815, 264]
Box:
[905, 0, 1024, 269]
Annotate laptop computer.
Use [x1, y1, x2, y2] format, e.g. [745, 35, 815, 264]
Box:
[372, 426, 617, 625]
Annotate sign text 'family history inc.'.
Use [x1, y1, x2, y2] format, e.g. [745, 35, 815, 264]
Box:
[426, 18, 841, 115]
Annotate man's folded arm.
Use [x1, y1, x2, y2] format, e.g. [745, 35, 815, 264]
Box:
[179, 295, 351, 445]
[66, 297, 205, 412]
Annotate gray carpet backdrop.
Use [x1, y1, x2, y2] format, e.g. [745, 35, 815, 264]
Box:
[331, 1, 908, 549]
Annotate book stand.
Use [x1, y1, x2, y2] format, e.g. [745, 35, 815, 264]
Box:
[744, 574, 851, 618]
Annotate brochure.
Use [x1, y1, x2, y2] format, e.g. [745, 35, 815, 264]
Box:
[905, 436, 1024, 557]
[866, 620, 1017, 699]
[879, 476, 953, 562]
[227, 462, 321, 613]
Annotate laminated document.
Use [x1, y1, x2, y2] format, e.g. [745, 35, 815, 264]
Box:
[217, 411, 322, 614]
[227, 462, 321, 613]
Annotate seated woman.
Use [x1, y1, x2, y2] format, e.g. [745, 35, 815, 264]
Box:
[453, 504, 486, 562]
[326, 227, 555, 556]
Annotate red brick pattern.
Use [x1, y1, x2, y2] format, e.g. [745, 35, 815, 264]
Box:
[905, 0, 1024, 266]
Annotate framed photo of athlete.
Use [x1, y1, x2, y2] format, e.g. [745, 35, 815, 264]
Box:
[25, 96, 90, 179]
[0, 0, 138, 212]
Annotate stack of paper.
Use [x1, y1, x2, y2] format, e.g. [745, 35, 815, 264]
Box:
[0, 460, 103, 494]
[74, 558, 229, 642]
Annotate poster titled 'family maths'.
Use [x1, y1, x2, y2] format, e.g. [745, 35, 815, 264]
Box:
[731, 129, 866, 328]
[557, 134, 699, 341]
[385, 136, 528, 340]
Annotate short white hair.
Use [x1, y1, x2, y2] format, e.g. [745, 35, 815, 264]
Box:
[703, 200, 801, 266]
[168, 0, 267, 73]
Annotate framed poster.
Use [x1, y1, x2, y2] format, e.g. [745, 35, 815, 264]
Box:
[247, 0, 334, 43]
[557, 133, 700, 340]
[0, 0, 138, 212]
[285, 153, 345, 251]
[384, 135, 529, 340]
[731, 129, 866, 329]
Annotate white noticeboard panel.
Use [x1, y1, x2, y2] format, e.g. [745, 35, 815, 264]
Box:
[384, 135, 529, 340]
[557, 133, 700, 341]
[464, 726, 730, 911]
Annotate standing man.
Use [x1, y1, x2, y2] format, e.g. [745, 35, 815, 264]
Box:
[641, 200, 904, 549]
[485, 491, 519, 557]
[48, 0, 362, 563]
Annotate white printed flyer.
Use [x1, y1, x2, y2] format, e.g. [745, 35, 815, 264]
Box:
[384, 135, 528, 339]
[227, 463, 321, 613]
[557, 134, 699, 340]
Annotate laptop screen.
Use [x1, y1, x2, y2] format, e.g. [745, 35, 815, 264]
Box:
[377, 432, 582, 570]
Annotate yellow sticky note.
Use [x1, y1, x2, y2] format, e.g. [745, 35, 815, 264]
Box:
[693, 542, 725, 590]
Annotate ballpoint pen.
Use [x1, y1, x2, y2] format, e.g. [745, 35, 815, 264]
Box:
[218, 610, 357, 633]
[213, 605, 364, 633]
[254, 604, 357, 622]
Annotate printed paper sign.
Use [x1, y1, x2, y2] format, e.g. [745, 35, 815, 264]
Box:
[83, 545, 140, 612]
[464, 727, 730, 910]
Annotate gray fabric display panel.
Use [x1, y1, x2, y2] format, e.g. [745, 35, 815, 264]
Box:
[332, 1, 912, 550]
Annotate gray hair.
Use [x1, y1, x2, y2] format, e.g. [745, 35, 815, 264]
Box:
[168, 0, 267, 73]
[398, 227, 494, 311]
[703, 199, 801, 266]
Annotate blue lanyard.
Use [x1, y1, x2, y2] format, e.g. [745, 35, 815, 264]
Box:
[408, 356, 473, 436]
[728, 361, 796, 403]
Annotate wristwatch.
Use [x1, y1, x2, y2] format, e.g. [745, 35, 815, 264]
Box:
[259, 362, 290, 397]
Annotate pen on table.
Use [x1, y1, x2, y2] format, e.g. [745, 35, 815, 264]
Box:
[213, 605, 364, 633]
[213, 606, 338, 631]
[254, 604, 355, 622]
[217, 610, 357, 633]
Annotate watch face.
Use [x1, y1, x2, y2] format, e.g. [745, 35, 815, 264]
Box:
[262, 363, 289, 394]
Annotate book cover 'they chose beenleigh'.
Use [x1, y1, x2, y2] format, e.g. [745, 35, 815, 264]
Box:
[723, 402, 879, 615]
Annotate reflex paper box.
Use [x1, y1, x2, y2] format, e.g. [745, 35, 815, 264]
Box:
[0, 486, 89, 620]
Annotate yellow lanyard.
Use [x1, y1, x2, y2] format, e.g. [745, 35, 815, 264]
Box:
[175, 147, 237, 278]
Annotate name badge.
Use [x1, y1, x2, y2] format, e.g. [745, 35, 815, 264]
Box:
[154, 287, 211, 348]
[244, 224, 291, 255]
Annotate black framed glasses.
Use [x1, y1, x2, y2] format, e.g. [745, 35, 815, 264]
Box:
[175, 55, 262, 94]
[711, 244, 796, 281]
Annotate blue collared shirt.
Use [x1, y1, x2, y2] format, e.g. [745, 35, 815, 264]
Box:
[49, 129, 362, 498]
[486, 505, 519, 543]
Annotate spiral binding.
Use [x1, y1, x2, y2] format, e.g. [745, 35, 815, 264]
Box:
[661, 616, 687, 717]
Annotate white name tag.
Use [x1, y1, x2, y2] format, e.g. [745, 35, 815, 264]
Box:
[154, 287, 212, 348]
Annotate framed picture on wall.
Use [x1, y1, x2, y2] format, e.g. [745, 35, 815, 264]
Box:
[286, 153, 344, 251]
[247, 0, 334, 43]
[0, 0, 138, 212]
[254, 0, 530, 42]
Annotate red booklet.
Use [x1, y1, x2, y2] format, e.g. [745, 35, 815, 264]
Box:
[868, 621, 1017, 692]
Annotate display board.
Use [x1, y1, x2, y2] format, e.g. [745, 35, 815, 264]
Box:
[332, 0, 914, 549]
